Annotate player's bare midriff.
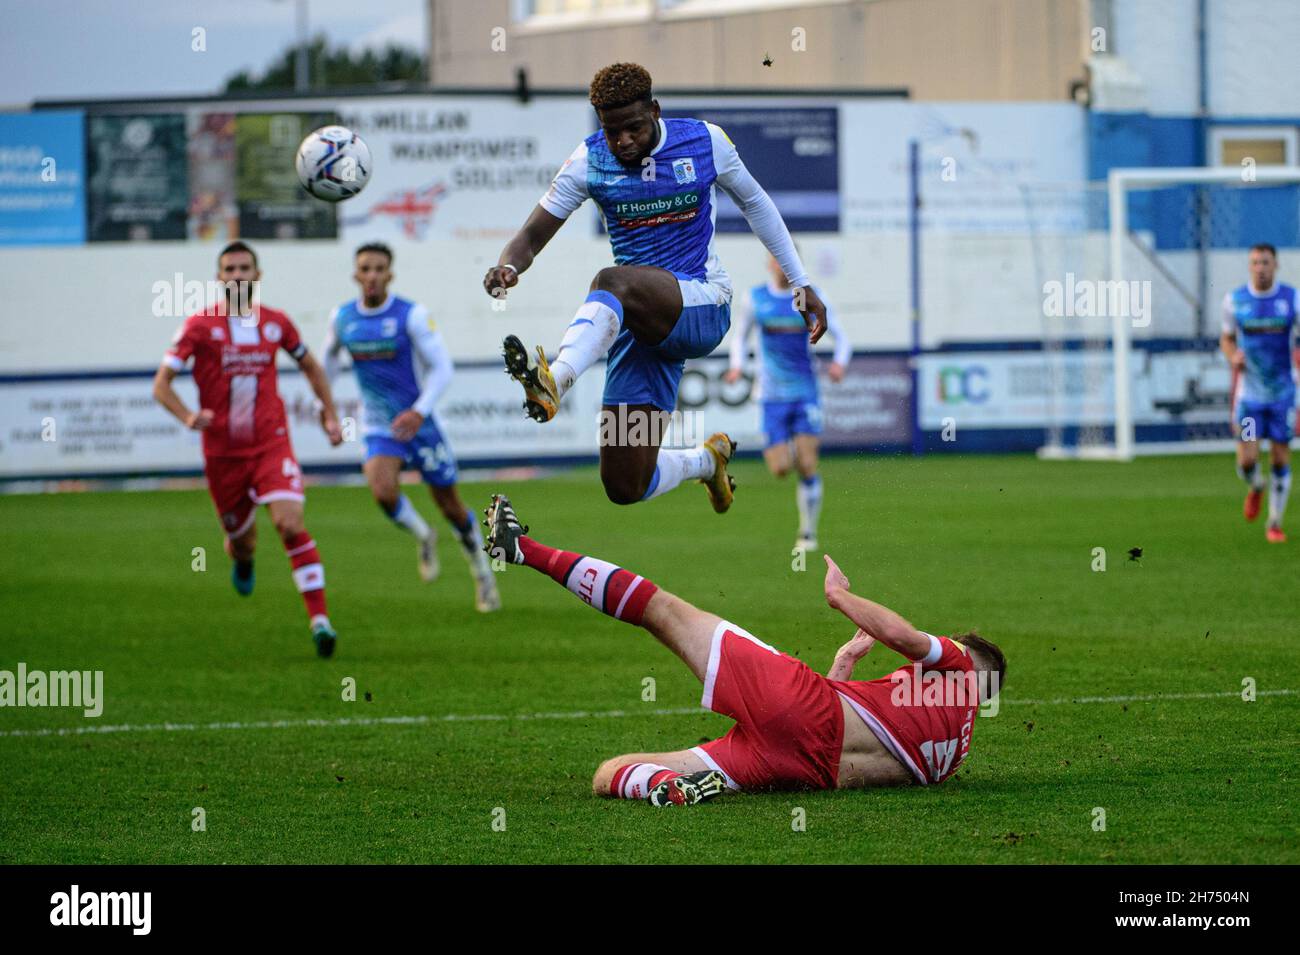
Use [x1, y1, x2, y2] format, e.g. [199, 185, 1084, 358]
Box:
[835, 697, 914, 788]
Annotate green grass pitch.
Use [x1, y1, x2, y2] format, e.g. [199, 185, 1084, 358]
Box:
[1, 453, 1296, 864]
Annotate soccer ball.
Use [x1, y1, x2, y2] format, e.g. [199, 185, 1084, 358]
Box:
[295, 125, 372, 202]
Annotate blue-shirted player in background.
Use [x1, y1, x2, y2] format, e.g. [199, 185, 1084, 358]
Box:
[326, 243, 500, 610]
[726, 250, 851, 552]
[483, 62, 826, 513]
[1220, 242, 1298, 544]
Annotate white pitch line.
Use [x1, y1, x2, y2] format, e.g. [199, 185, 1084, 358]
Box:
[1010, 688, 1297, 706]
[0, 706, 707, 739]
[0, 690, 1294, 740]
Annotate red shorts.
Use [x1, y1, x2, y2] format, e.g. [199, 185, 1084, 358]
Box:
[204, 441, 304, 537]
[692, 622, 844, 792]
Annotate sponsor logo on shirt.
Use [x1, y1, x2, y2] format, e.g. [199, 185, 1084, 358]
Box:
[613, 189, 701, 229]
[347, 339, 398, 361]
[220, 347, 274, 370]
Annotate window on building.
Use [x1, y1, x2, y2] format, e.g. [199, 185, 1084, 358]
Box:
[1209, 126, 1298, 168]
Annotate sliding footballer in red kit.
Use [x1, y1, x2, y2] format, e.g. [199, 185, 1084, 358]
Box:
[484, 493, 1006, 806]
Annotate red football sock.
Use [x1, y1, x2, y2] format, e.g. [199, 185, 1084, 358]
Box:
[284, 531, 327, 620]
[519, 536, 657, 625]
[609, 763, 680, 800]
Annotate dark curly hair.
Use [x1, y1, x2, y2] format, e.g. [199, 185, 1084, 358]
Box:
[589, 63, 653, 111]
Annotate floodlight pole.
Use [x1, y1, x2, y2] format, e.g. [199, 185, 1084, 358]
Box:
[295, 0, 310, 92]
[909, 138, 923, 456]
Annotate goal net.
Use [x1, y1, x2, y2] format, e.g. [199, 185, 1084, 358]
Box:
[1022, 166, 1300, 459]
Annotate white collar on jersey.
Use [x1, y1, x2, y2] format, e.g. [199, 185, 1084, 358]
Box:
[648, 118, 669, 158]
[1246, 282, 1277, 298]
[355, 294, 394, 316]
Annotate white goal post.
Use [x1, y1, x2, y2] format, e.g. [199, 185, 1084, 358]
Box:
[1033, 165, 1300, 461]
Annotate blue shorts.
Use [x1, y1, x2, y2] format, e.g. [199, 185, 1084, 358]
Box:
[1236, 398, 1296, 445]
[603, 274, 731, 412]
[762, 399, 823, 447]
[365, 421, 458, 487]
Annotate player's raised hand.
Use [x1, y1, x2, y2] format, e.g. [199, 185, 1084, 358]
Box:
[823, 554, 851, 598]
[483, 265, 519, 300]
[391, 409, 424, 443]
[794, 285, 828, 345]
[186, 409, 214, 431]
[840, 628, 877, 660]
[320, 408, 343, 446]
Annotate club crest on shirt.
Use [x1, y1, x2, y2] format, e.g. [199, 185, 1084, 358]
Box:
[672, 158, 696, 184]
[209, 326, 226, 340]
[263, 322, 282, 343]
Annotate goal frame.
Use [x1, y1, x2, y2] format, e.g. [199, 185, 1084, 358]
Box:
[1037, 164, 1300, 461]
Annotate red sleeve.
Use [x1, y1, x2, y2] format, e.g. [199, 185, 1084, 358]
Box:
[163, 316, 201, 369]
[279, 314, 307, 361]
[919, 635, 974, 674]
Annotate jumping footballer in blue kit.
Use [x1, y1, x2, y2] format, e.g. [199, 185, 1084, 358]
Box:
[325, 243, 500, 611]
[483, 62, 828, 513]
[727, 252, 852, 552]
[1220, 242, 1298, 543]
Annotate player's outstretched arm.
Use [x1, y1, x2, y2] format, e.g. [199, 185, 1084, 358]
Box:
[151, 364, 211, 431]
[823, 555, 930, 660]
[298, 352, 343, 446]
[483, 205, 566, 300]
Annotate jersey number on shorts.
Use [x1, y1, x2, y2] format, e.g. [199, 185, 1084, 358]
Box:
[282, 457, 303, 489]
[417, 443, 452, 473]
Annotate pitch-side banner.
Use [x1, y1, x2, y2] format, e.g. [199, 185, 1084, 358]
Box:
[0, 111, 86, 246]
[663, 105, 839, 233]
[0, 354, 911, 479]
[335, 98, 590, 242]
[236, 111, 337, 240]
[86, 114, 189, 241]
[918, 347, 1237, 429]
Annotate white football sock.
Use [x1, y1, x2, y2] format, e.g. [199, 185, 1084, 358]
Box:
[797, 474, 823, 538]
[610, 762, 675, 799]
[1268, 467, 1291, 526]
[453, 514, 492, 576]
[387, 495, 431, 540]
[552, 297, 622, 399]
[641, 446, 714, 501]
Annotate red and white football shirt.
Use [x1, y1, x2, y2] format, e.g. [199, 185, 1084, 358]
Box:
[164, 305, 306, 458]
[831, 635, 981, 785]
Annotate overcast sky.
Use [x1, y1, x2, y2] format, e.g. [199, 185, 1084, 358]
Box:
[0, 0, 425, 106]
